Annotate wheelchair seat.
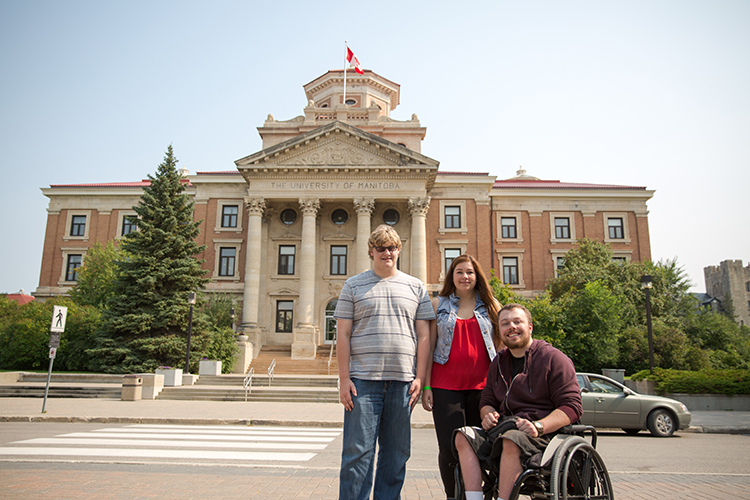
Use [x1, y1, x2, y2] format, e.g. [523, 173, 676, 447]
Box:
[454, 425, 614, 500]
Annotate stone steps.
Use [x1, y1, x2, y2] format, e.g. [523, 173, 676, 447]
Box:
[249, 345, 338, 375]
[0, 384, 122, 398]
[196, 375, 338, 387]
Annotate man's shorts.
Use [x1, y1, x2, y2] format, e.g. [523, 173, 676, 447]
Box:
[453, 417, 553, 470]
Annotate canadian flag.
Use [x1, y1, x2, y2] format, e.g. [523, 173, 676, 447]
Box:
[346, 47, 364, 75]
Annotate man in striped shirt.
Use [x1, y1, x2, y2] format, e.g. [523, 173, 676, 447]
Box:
[336, 224, 435, 500]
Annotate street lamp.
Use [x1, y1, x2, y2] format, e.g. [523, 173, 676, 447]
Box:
[185, 292, 196, 374]
[230, 307, 236, 333]
[640, 275, 654, 373]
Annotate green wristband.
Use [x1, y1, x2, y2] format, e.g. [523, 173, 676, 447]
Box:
[423, 386, 432, 391]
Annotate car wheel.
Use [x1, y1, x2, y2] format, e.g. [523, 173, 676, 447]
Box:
[622, 428, 640, 436]
[647, 408, 675, 437]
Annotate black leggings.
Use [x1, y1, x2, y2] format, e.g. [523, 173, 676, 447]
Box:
[431, 388, 483, 498]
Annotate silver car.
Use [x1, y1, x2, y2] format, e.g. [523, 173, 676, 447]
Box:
[576, 372, 692, 437]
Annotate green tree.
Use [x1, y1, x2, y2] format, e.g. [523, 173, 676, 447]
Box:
[0, 297, 100, 371]
[103, 145, 210, 340]
[68, 241, 127, 309]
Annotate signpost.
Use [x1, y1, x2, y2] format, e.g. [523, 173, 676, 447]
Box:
[42, 305, 67, 413]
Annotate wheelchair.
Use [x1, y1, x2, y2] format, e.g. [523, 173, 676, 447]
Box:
[453, 425, 614, 500]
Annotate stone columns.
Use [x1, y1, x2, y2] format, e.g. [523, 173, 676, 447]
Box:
[293, 197, 320, 359]
[353, 197, 375, 274]
[240, 197, 265, 351]
[408, 197, 431, 284]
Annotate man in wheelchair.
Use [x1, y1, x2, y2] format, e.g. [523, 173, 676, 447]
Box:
[453, 304, 583, 500]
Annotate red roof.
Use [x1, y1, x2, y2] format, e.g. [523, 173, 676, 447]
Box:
[437, 171, 491, 176]
[195, 171, 242, 176]
[50, 180, 152, 188]
[493, 179, 646, 190]
[5, 293, 35, 305]
[49, 179, 194, 188]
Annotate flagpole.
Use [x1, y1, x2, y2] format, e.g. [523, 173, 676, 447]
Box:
[343, 41, 348, 107]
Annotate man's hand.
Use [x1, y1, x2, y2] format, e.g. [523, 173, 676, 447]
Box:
[408, 378, 421, 409]
[339, 377, 357, 411]
[421, 387, 433, 412]
[516, 418, 539, 437]
[482, 410, 500, 431]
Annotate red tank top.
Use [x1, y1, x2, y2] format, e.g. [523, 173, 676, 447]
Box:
[430, 316, 491, 391]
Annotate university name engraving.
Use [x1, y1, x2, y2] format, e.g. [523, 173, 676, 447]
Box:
[270, 181, 401, 190]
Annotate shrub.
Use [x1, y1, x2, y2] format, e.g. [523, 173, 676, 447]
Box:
[631, 368, 750, 395]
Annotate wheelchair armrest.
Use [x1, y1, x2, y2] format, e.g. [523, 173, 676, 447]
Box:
[558, 424, 597, 448]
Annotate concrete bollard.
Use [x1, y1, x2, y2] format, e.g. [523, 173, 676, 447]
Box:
[141, 373, 164, 399]
[121, 374, 143, 401]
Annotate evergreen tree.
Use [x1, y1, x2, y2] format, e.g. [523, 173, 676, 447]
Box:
[103, 145, 209, 340]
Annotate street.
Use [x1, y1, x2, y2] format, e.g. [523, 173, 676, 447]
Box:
[0, 422, 749, 499]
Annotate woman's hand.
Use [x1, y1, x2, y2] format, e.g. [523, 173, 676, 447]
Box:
[421, 387, 433, 412]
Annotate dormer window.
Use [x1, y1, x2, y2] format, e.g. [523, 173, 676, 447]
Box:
[345, 99, 356, 105]
[321, 104, 328, 108]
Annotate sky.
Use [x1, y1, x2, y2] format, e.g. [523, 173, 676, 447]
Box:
[1, 0, 748, 295]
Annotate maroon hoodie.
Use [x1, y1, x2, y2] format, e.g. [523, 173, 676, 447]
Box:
[479, 338, 583, 425]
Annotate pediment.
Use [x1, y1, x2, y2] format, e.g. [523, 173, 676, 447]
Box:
[235, 121, 438, 169]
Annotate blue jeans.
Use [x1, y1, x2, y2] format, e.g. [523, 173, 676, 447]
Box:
[339, 378, 413, 500]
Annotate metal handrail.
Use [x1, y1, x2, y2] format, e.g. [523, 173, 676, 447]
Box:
[243, 367, 254, 402]
[267, 359, 276, 387]
[328, 334, 337, 375]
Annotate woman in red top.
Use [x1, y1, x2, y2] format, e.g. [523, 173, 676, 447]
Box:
[422, 255, 500, 498]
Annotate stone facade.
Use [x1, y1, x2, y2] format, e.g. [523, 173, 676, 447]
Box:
[704, 260, 750, 326]
[34, 69, 654, 363]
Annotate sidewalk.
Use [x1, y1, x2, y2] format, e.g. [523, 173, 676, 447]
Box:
[2, 397, 750, 433]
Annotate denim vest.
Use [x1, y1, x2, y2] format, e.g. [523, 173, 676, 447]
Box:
[433, 292, 497, 364]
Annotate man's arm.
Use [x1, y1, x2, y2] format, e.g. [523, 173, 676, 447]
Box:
[336, 318, 356, 411]
[409, 318, 430, 409]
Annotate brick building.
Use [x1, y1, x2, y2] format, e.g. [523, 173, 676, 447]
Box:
[34, 68, 654, 360]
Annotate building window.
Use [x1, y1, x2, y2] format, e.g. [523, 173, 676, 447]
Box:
[503, 257, 519, 285]
[745, 282, 749, 292]
[556, 257, 565, 272]
[278, 245, 296, 275]
[276, 301, 294, 333]
[554, 217, 571, 239]
[331, 209, 348, 225]
[612, 256, 627, 264]
[66, 254, 82, 282]
[383, 209, 399, 226]
[70, 216, 86, 237]
[445, 248, 461, 272]
[608, 218, 624, 239]
[445, 206, 461, 229]
[330, 246, 347, 275]
[280, 209, 297, 225]
[122, 215, 137, 236]
[218, 247, 236, 277]
[325, 299, 337, 342]
[501, 217, 517, 239]
[222, 205, 239, 228]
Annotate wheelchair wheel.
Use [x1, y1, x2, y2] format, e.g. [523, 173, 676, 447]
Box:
[550, 437, 613, 500]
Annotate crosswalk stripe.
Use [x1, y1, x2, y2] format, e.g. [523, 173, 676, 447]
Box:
[0, 447, 316, 461]
[0, 424, 341, 463]
[105, 427, 341, 437]
[60, 432, 335, 442]
[14, 438, 327, 450]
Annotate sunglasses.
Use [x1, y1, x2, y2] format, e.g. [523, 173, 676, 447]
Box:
[374, 245, 399, 253]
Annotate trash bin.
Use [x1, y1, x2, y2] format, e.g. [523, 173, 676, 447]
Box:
[602, 368, 625, 384]
[121, 374, 143, 401]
